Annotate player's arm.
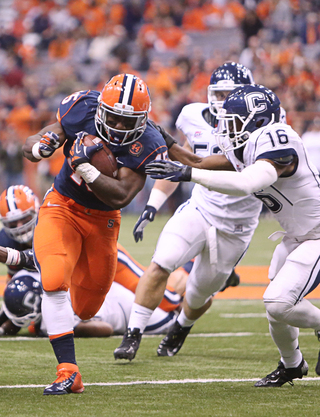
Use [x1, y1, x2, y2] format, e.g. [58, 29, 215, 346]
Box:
[85, 167, 146, 209]
[0, 246, 36, 270]
[146, 158, 294, 196]
[22, 121, 66, 163]
[169, 142, 234, 171]
[73, 320, 114, 337]
[133, 140, 191, 242]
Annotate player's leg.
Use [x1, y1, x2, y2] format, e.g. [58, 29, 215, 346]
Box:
[255, 238, 320, 387]
[157, 229, 251, 356]
[70, 210, 120, 320]
[34, 200, 84, 395]
[114, 201, 208, 360]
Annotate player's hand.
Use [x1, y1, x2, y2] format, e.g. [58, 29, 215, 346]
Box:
[70, 132, 103, 170]
[39, 131, 60, 158]
[133, 205, 157, 242]
[19, 249, 37, 271]
[145, 160, 192, 182]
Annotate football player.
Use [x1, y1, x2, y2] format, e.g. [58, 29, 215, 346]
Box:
[0, 244, 190, 337]
[114, 63, 263, 362]
[145, 84, 320, 387]
[0, 185, 39, 280]
[22, 73, 170, 395]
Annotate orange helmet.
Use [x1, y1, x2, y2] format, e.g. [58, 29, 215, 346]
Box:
[0, 185, 39, 244]
[95, 73, 151, 146]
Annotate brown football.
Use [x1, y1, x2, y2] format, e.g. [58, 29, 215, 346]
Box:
[83, 134, 118, 178]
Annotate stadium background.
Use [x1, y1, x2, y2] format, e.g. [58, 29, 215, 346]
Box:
[0, 0, 319, 215]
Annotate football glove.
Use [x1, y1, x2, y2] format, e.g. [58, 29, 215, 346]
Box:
[70, 132, 103, 170]
[19, 249, 37, 271]
[133, 205, 157, 242]
[39, 131, 60, 157]
[145, 160, 192, 182]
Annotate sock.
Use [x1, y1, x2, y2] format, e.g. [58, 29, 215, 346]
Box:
[50, 333, 76, 365]
[128, 303, 154, 334]
[177, 309, 195, 328]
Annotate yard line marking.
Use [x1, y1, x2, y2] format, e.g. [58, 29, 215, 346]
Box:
[1, 377, 320, 389]
[220, 313, 267, 318]
[0, 332, 315, 341]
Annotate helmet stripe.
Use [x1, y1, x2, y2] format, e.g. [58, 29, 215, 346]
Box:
[119, 74, 136, 106]
[6, 186, 17, 213]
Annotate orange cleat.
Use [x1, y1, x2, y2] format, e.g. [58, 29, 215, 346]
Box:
[43, 363, 84, 395]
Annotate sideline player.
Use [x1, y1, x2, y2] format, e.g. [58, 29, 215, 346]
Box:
[114, 63, 263, 361]
[146, 84, 320, 387]
[0, 185, 39, 280]
[22, 73, 168, 395]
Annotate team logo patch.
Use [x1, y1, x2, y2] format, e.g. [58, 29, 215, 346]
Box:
[129, 141, 143, 156]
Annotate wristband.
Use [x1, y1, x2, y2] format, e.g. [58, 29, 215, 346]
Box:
[75, 163, 101, 184]
[32, 142, 43, 160]
[146, 188, 168, 210]
[6, 247, 21, 266]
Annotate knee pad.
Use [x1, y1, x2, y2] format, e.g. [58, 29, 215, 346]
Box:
[265, 301, 292, 322]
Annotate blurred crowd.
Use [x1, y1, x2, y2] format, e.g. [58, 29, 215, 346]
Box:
[0, 0, 320, 212]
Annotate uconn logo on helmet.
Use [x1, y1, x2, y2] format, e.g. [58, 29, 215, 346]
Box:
[245, 92, 268, 114]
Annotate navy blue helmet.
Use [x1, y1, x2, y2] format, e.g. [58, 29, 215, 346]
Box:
[216, 84, 281, 152]
[3, 274, 42, 327]
[207, 62, 254, 116]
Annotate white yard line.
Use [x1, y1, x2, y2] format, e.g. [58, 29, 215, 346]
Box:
[1, 377, 320, 389]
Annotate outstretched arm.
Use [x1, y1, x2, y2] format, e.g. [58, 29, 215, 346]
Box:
[23, 121, 66, 162]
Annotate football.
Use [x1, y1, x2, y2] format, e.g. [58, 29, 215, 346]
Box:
[83, 134, 118, 178]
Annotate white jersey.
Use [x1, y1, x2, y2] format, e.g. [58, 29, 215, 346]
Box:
[176, 103, 262, 235]
[226, 122, 320, 240]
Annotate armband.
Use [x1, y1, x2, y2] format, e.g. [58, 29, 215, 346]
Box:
[75, 163, 101, 184]
[146, 188, 168, 210]
[5, 247, 21, 266]
[32, 142, 42, 160]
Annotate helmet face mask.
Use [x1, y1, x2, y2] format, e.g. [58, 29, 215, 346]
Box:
[215, 84, 281, 153]
[95, 73, 151, 146]
[0, 186, 39, 244]
[3, 275, 42, 328]
[208, 62, 254, 116]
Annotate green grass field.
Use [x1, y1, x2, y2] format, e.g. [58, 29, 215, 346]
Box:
[1, 215, 319, 417]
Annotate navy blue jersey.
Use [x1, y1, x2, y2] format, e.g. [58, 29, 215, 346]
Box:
[55, 90, 168, 210]
[0, 229, 30, 276]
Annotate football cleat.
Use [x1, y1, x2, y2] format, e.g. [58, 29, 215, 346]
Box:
[219, 269, 240, 292]
[43, 363, 84, 395]
[114, 328, 142, 361]
[254, 358, 308, 387]
[157, 321, 192, 357]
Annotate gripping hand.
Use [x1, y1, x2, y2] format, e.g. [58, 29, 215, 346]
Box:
[39, 131, 60, 157]
[20, 249, 37, 271]
[145, 160, 192, 182]
[133, 205, 157, 242]
[70, 132, 103, 170]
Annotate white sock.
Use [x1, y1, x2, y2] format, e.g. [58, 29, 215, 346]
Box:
[177, 309, 195, 328]
[267, 312, 302, 368]
[42, 291, 74, 336]
[128, 303, 154, 334]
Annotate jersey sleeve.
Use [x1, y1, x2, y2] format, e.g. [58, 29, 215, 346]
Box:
[114, 122, 168, 172]
[254, 124, 298, 165]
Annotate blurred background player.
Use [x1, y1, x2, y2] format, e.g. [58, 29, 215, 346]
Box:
[0, 185, 39, 280]
[146, 83, 320, 387]
[114, 62, 263, 361]
[0, 243, 190, 338]
[22, 73, 168, 395]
